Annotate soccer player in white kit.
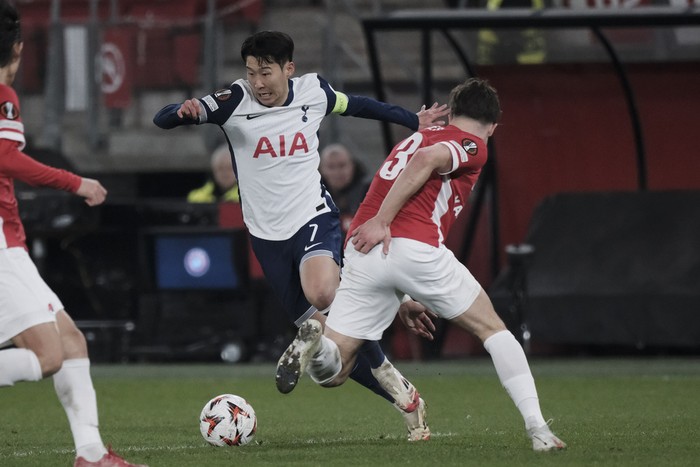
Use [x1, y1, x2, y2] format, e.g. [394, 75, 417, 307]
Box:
[0, 3, 147, 466]
[154, 31, 448, 440]
[276, 78, 567, 451]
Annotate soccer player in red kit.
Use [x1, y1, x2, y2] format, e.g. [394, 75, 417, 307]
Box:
[276, 78, 566, 451]
[0, 2, 146, 466]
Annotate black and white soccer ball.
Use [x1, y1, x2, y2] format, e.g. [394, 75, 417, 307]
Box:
[199, 394, 257, 446]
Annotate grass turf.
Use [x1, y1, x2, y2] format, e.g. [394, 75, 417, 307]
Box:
[1, 358, 698, 466]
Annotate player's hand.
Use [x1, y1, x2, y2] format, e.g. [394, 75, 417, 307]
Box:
[76, 178, 107, 206]
[177, 98, 202, 120]
[416, 102, 449, 129]
[350, 216, 391, 254]
[398, 300, 437, 341]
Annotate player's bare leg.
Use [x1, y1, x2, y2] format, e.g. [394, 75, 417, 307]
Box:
[1, 322, 62, 387]
[322, 326, 430, 441]
[300, 255, 339, 313]
[54, 311, 148, 467]
[4, 312, 147, 465]
[450, 288, 566, 451]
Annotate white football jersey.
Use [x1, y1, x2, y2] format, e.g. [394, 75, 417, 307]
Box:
[199, 74, 334, 240]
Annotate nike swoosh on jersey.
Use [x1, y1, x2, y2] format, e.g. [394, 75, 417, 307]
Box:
[304, 242, 323, 251]
[246, 114, 263, 119]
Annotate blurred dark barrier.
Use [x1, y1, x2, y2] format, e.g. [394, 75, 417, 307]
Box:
[490, 191, 700, 349]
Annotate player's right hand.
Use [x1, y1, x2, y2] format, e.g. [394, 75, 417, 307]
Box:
[177, 98, 202, 120]
[351, 216, 392, 255]
[77, 178, 107, 206]
[398, 300, 437, 341]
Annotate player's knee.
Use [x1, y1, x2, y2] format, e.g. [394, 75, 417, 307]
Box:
[308, 287, 335, 311]
[478, 309, 508, 341]
[455, 292, 508, 342]
[37, 351, 64, 377]
[60, 325, 89, 359]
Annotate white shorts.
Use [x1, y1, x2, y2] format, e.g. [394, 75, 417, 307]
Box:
[326, 237, 481, 341]
[0, 247, 62, 346]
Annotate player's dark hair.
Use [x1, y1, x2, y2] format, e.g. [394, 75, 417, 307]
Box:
[449, 78, 501, 124]
[0, 0, 22, 67]
[0, 0, 20, 67]
[240, 31, 294, 66]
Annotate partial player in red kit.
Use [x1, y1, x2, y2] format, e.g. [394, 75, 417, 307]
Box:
[277, 78, 566, 451]
[350, 124, 484, 249]
[0, 2, 147, 466]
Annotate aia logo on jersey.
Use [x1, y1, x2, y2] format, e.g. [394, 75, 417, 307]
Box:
[253, 132, 309, 158]
[0, 101, 19, 120]
[453, 195, 464, 217]
[462, 139, 478, 155]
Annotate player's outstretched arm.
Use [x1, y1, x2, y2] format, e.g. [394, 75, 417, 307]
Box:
[333, 91, 448, 131]
[76, 178, 107, 206]
[153, 98, 203, 129]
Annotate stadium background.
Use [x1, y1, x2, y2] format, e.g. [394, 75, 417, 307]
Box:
[11, 0, 700, 362]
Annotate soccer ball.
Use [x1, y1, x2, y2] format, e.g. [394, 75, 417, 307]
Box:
[199, 394, 257, 446]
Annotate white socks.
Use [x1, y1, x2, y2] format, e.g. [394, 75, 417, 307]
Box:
[53, 358, 107, 462]
[483, 330, 547, 429]
[0, 348, 43, 386]
[308, 335, 341, 385]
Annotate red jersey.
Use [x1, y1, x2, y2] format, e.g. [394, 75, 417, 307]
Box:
[0, 84, 81, 250]
[349, 125, 487, 248]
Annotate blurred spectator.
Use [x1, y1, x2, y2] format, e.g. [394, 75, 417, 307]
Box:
[450, 0, 547, 65]
[319, 143, 370, 236]
[187, 144, 239, 203]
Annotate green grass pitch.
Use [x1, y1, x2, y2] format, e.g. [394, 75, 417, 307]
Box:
[1, 358, 698, 466]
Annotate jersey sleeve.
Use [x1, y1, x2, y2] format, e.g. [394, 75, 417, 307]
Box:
[152, 103, 198, 129]
[436, 136, 484, 175]
[153, 84, 244, 129]
[0, 85, 26, 150]
[338, 94, 419, 130]
[197, 84, 245, 126]
[317, 75, 419, 130]
[436, 140, 468, 175]
[0, 140, 81, 192]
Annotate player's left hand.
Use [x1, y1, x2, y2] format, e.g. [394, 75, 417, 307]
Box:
[76, 178, 107, 206]
[177, 98, 203, 121]
[351, 216, 391, 254]
[398, 300, 437, 341]
[416, 102, 449, 130]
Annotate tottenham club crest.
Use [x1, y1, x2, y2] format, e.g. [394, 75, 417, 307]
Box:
[462, 138, 478, 155]
[0, 101, 19, 120]
[214, 89, 232, 101]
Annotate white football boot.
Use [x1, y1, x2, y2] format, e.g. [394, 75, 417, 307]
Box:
[396, 397, 430, 441]
[275, 319, 322, 394]
[527, 421, 567, 451]
[373, 359, 430, 441]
